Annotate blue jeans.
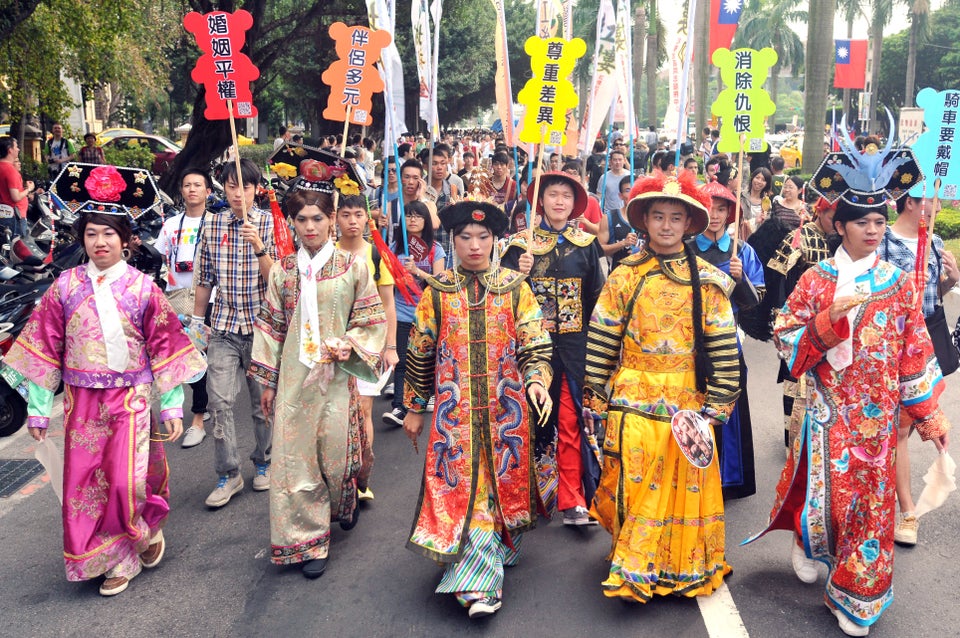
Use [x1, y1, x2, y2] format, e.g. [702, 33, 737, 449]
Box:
[207, 330, 271, 477]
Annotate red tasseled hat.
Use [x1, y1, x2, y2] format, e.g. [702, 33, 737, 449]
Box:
[700, 181, 739, 225]
[625, 171, 711, 235]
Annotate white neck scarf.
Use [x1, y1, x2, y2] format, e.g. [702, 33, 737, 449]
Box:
[87, 260, 130, 372]
[297, 242, 335, 369]
[826, 246, 876, 371]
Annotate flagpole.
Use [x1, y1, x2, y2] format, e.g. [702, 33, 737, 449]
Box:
[226, 99, 247, 224]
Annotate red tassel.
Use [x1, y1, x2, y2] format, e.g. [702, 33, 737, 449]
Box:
[367, 218, 421, 306]
[268, 189, 295, 259]
[916, 214, 928, 295]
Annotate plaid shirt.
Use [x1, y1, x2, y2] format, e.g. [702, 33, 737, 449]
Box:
[880, 227, 943, 318]
[195, 207, 276, 334]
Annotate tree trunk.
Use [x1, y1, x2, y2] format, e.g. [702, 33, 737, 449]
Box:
[769, 65, 779, 134]
[645, 1, 658, 129]
[802, 0, 835, 174]
[905, 16, 918, 107]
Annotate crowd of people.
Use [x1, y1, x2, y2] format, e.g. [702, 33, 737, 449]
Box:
[3, 122, 953, 637]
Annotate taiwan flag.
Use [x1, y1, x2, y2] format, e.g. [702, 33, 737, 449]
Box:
[834, 39, 868, 89]
[709, 0, 743, 61]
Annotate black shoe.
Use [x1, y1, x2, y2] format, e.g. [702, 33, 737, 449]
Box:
[302, 558, 328, 579]
[382, 407, 405, 427]
[340, 496, 360, 531]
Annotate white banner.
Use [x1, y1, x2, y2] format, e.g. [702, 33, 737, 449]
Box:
[367, 0, 407, 139]
[411, 0, 432, 125]
[578, 0, 617, 152]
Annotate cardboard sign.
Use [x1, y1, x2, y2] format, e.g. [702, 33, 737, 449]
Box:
[321, 22, 391, 126]
[711, 47, 778, 153]
[910, 88, 960, 198]
[183, 10, 260, 120]
[517, 36, 586, 145]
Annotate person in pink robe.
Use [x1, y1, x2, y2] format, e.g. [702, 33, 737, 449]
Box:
[3, 207, 205, 597]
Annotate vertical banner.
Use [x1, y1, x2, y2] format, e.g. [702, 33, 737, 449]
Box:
[183, 10, 260, 120]
[537, 0, 564, 37]
[411, 0, 432, 126]
[711, 47, 778, 153]
[430, 0, 443, 140]
[490, 0, 517, 146]
[909, 88, 960, 198]
[367, 0, 406, 139]
[578, 0, 617, 153]
[517, 36, 587, 146]
[663, 32, 685, 137]
[612, 0, 635, 140]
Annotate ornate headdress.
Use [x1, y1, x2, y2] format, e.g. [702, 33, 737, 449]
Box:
[50, 163, 162, 219]
[809, 109, 924, 211]
[267, 144, 363, 197]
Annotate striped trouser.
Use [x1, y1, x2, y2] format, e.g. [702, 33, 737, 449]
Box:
[435, 452, 523, 606]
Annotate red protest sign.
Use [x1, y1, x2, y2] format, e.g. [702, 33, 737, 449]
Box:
[321, 22, 391, 126]
[183, 10, 260, 120]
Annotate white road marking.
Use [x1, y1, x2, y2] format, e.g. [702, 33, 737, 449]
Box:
[697, 582, 750, 638]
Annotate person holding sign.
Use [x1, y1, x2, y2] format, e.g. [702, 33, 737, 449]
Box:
[501, 172, 605, 526]
[582, 171, 741, 603]
[193, 160, 277, 508]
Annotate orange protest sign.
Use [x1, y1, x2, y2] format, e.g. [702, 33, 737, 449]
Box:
[321, 23, 392, 127]
[517, 36, 586, 145]
[183, 10, 260, 120]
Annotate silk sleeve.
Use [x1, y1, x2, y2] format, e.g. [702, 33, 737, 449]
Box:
[403, 287, 438, 414]
[4, 278, 65, 392]
[26, 381, 54, 429]
[773, 268, 849, 378]
[514, 282, 553, 389]
[339, 257, 387, 382]
[897, 278, 949, 441]
[701, 283, 742, 422]
[142, 286, 207, 395]
[249, 261, 288, 390]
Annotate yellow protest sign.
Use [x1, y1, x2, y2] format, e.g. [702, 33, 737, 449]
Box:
[711, 47, 778, 153]
[517, 36, 586, 145]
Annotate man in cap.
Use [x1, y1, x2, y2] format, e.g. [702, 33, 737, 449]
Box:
[502, 171, 605, 526]
[583, 171, 741, 603]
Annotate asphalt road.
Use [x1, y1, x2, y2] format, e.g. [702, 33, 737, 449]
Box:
[1, 296, 959, 638]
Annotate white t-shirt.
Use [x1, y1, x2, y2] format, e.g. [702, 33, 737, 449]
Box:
[889, 228, 919, 257]
[155, 213, 204, 291]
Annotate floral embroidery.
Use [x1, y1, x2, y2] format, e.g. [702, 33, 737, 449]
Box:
[69, 403, 114, 453]
[68, 468, 109, 520]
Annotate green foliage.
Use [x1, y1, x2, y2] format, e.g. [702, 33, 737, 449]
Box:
[102, 144, 155, 170]
[936, 207, 960, 240]
[19, 157, 45, 183]
[878, 1, 960, 111]
[239, 144, 275, 169]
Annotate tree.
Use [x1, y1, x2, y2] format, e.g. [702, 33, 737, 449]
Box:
[802, 0, 835, 173]
[904, 0, 931, 107]
[733, 0, 807, 133]
[866, 0, 894, 133]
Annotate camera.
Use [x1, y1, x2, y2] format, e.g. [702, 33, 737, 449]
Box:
[174, 261, 194, 273]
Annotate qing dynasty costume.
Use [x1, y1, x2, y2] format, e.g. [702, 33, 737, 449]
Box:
[501, 225, 605, 515]
[2, 263, 205, 582]
[691, 231, 765, 499]
[249, 249, 386, 565]
[404, 266, 553, 605]
[744, 255, 948, 629]
[583, 250, 741, 602]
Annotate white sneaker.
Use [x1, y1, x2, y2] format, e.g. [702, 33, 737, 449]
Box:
[181, 426, 206, 448]
[205, 474, 244, 508]
[468, 596, 501, 618]
[894, 514, 919, 546]
[426, 396, 435, 412]
[562, 505, 597, 526]
[791, 542, 818, 584]
[252, 463, 270, 491]
[383, 383, 394, 397]
[828, 604, 870, 636]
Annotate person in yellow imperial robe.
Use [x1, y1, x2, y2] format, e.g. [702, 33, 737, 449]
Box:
[582, 172, 741, 603]
[402, 201, 553, 619]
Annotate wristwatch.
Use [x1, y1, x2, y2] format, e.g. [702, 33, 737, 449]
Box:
[254, 248, 267, 257]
